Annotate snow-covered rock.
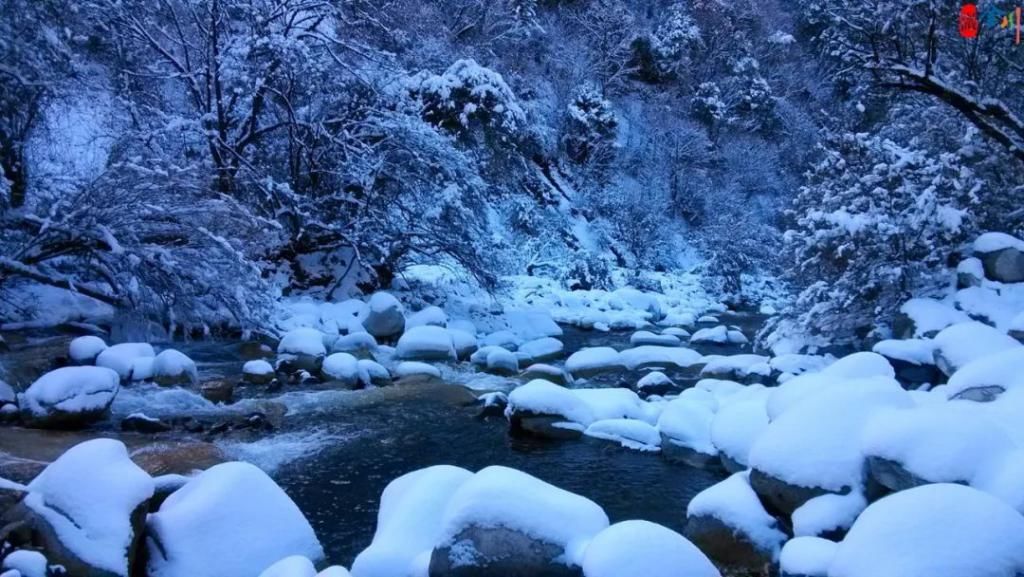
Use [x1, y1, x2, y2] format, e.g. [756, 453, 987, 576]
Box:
[1011, 311, 1024, 342]
[501, 310, 564, 342]
[685, 471, 787, 570]
[658, 399, 717, 468]
[362, 292, 405, 339]
[629, 331, 680, 347]
[506, 380, 592, 439]
[258, 556, 317, 577]
[483, 347, 518, 376]
[828, 484, 1024, 577]
[277, 328, 328, 373]
[701, 354, 771, 382]
[357, 359, 392, 387]
[894, 298, 970, 339]
[351, 465, 473, 577]
[690, 325, 746, 346]
[932, 321, 1020, 376]
[956, 256, 985, 289]
[331, 332, 378, 358]
[395, 326, 456, 362]
[1, 550, 48, 577]
[447, 329, 478, 360]
[1, 378, 17, 416]
[18, 439, 154, 577]
[565, 347, 624, 377]
[780, 537, 836, 577]
[944, 347, 1024, 401]
[661, 327, 691, 338]
[870, 339, 940, 386]
[321, 353, 360, 387]
[791, 492, 866, 539]
[581, 520, 719, 577]
[430, 466, 609, 575]
[972, 231, 1024, 283]
[96, 343, 156, 381]
[520, 363, 574, 387]
[147, 461, 323, 577]
[393, 362, 442, 383]
[584, 418, 661, 452]
[766, 352, 896, 420]
[515, 337, 564, 365]
[619, 346, 703, 371]
[405, 306, 447, 329]
[481, 330, 519, 350]
[635, 371, 677, 396]
[711, 398, 769, 472]
[770, 354, 832, 382]
[69, 335, 107, 365]
[152, 349, 199, 387]
[18, 366, 120, 429]
[242, 360, 276, 385]
[574, 388, 650, 422]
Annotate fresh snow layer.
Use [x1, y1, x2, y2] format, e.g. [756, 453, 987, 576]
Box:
[26, 439, 154, 577]
[829, 484, 1024, 577]
[515, 337, 564, 362]
[585, 419, 661, 452]
[258, 556, 317, 577]
[277, 328, 327, 357]
[637, 371, 674, 389]
[437, 466, 609, 566]
[573, 388, 650, 422]
[69, 335, 107, 362]
[899, 298, 970, 337]
[954, 285, 1024, 331]
[95, 342, 156, 379]
[701, 354, 770, 377]
[146, 461, 323, 577]
[657, 399, 716, 455]
[792, 492, 866, 538]
[779, 537, 836, 577]
[687, 472, 786, 555]
[766, 352, 896, 420]
[352, 465, 473, 577]
[945, 347, 1024, 399]
[19, 366, 120, 417]
[933, 321, 1019, 373]
[629, 331, 680, 347]
[581, 520, 719, 577]
[395, 326, 456, 361]
[710, 399, 769, 467]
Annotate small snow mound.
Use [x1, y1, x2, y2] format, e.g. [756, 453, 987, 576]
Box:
[687, 471, 787, 556]
[792, 492, 866, 538]
[152, 349, 199, 385]
[581, 520, 719, 577]
[658, 399, 716, 456]
[405, 306, 448, 329]
[507, 380, 594, 426]
[69, 335, 107, 363]
[780, 537, 836, 577]
[395, 326, 456, 361]
[973, 231, 1024, 254]
[585, 419, 661, 452]
[277, 328, 327, 357]
[96, 343, 156, 380]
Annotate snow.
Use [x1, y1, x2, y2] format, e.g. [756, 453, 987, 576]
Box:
[828, 484, 1024, 577]
[152, 349, 198, 384]
[861, 403, 1014, 484]
[437, 466, 609, 566]
[243, 360, 275, 376]
[657, 399, 716, 455]
[898, 298, 970, 337]
[585, 418, 661, 452]
[766, 352, 896, 419]
[484, 347, 518, 373]
[687, 472, 787, 555]
[779, 537, 836, 577]
[933, 321, 1020, 373]
[394, 362, 441, 379]
[317, 568, 352, 577]
[565, 347, 623, 375]
[147, 461, 323, 577]
[637, 371, 674, 389]
[277, 328, 327, 357]
[750, 378, 913, 492]
[574, 388, 650, 422]
[69, 335, 107, 363]
[19, 366, 120, 418]
[619, 346, 703, 370]
[258, 556, 317, 577]
[581, 520, 719, 577]
[515, 337, 564, 363]
[395, 326, 456, 361]
[629, 331, 680, 347]
[351, 465, 472, 577]
[481, 330, 519, 349]
[332, 333, 378, 355]
[975, 449, 1024, 513]
[322, 353, 360, 383]
[690, 325, 729, 344]
[701, 354, 771, 378]
[95, 342, 156, 380]
[661, 327, 691, 338]
[405, 306, 447, 329]
[507, 380, 594, 425]
[710, 399, 769, 468]
[130, 356, 155, 381]
[791, 492, 866, 537]
[501, 310, 563, 341]
[973, 231, 1024, 254]
[871, 339, 936, 365]
[955, 285, 1024, 330]
[676, 387, 720, 412]
[25, 439, 154, 577]
[957, 256, 984, 277]
[1, 551, 48, 577]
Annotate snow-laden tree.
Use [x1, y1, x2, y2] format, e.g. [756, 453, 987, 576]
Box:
[781, 132, 979, 343]
[563, 84, 618, 168]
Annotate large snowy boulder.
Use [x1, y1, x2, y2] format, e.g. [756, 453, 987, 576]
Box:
[351, 465, 473, 577]
[15, 439, 154, 577]
[277, 328, 328, 373]
[629, 331, 680, 347]
[18, 366, 120, 429]
[690, 325, 747, 346]
[447, 329, 478, 361]
[69, 335, 108, 365]
[96, 343, 156, 381]
[396, 326, 456, 362]
[520, 363, 574, 387]
[827, 484, 1024, 577]
[685, 472, 787, 570]
[701, 354, 771, 383]
[429, 466, 609, 577]
[657, 399, 718, 469]
[711, 398, 769, 473]
[506, 380, 593, 439]
[945, 347, 1024, 402]
[362, 292, 406, 339]
[152, 349, 199, 387]
[581, 520, 719, 577]
[972, 232, 1024, 283]
[482, 347, 519, 376]
[146, 462, 323, 577]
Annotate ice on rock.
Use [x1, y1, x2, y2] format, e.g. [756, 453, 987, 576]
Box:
[581, 520, 719, 577]
[584, 418, 661, 452]
[711, 399, 769, 470]
[507, 380, 594, 427]
[751, 378, 912, 493]
[405, 306, 448, 329]
[565, 347, 623, 376]
[395, 326, 456, 361]
[944, 347, 1024, 401]
[18, 366, 120, 428]
[791, 492, 866, 538]
[69, 335, 107, 364]
[1, 550, 48, 577]
[686, 472, 787, 562]
[25, 439, 154, 577]
[352, 465, 472, 577]
[146, 462, 323, 577]
[766, 352, 895, 420]
[619, 346, 703, 370]
[828, 484, 1024, 577]
[435, 466, 609, 568]
[896, 298, 970, 338]
[779, 537, 836, 577]
[321, 353, 360, 386]
[658, 399, 716, 456]
[870, 339, 936, 366]
[515, 337, 564, 364]
[96, 343, 156, 380]
[277, 328, 328, 357]
[932, 321, 1019, 376]
[152, 349, 199, 386]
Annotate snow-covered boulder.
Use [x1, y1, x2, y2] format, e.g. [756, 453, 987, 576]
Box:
[259, 556, 350, 577]
[18, 366, 120, 429]
[15, 439, 154, 577]
[357, 359, 392, 388]
[629, 331, 680, 347]
[482, 347, 518, 376]
[827, 484, 1024, 577]
[780, 537, 836, 577]
[362, 292, 405, 339]
[690, 325, 747, 346]
[972, 232, 1024, 283]
[152, 349, 198, 387]
[1, 550, 49, 577]
[870, 339, 940, 386]
[242, 360, 276, 385]
[945, 347, 1024, 402]
[619, 346, 703, 371]
[277, 328, 328, 373]
[429, 466, 609, 576]
[685, 472, 787, 570]
[574, 388, 650, 422]
[770, 354, 832, 383]
[657, 399, 718, 468]
[1011, 311, 1024, 342]
[405, 306, 447, 330]
[393, 362, 442, 385]
[711, 398, 769, 473]
[321, 353, 360, 388]
[581, 520, 719, 577]
[584, 418, 661, 452]
[515, 337, 564, 365]
[932, 321, 1020, 376]
[481, 330, 519, 350]
[766, 352, 896, 420]
[957, 256, 985, 289]
[701, 354, 771, 383]
[519, 363, 574, 387]
[0, 377, 17, 418]
[635, 371, 677, 396]
[447, 329, 477, 361]
[501, 310, 564, 341]
[96, 343, 156, 381]
[506, 380, 593, 439]
[791, 492, 866, 540]
[395, 326, 456, 362]
[69, 335, 107, 365]
[146, 462, 323, 577]
[893, 298, 970, 339]
[331, 332, 378, 359]
[352, 465, 472, 577]
[565, 347, 624, 378]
